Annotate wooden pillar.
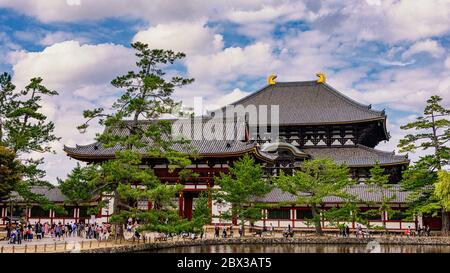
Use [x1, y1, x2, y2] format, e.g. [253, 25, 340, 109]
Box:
[262, 209, 266, 227]
[184, 192, 193, 220]
[178, 192, 184, 218]
[291, 207, 295, 228]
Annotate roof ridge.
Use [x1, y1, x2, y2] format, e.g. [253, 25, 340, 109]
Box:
[228, 81, 319, 106]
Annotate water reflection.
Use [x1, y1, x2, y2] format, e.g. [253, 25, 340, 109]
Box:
[145, 243, 450, 253]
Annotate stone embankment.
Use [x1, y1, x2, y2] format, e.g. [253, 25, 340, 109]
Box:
[82, 236, 450, 253]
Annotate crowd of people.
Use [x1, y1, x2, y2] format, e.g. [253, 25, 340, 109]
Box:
[214, 224, 236, 238]
[3, 220, 435, 244]
[5, 221, 111, 244]
[405, 225, 431, 237]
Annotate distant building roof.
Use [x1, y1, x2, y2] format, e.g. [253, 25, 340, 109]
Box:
[254, 184, 410, 204]
[3, 186, 67, 203]
[220, 81, 386, 125]
[303, 145, 409, 167]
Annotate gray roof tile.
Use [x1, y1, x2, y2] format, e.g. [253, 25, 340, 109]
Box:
[64, 118, 255, 159]
[255, 185, 410, 204]
[217, 81, 385, 125]
[5, 186, 67, 203]
[303, 145, 409, 166]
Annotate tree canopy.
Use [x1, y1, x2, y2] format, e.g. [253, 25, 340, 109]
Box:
[276, 158, 355, 235]
[214, 154, 272, 234]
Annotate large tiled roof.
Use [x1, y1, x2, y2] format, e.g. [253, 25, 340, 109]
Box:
[3, 186, 67, 203]
[64, 118, 256, 160]
[222, 81, 385, 125]
[254, 185, 410, 204]
[303, 145, 409, 166]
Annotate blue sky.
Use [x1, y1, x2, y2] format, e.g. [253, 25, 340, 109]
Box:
[0, 0, 449, 183]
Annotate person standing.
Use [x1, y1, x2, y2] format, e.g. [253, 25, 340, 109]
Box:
[214, 225, 220, 239]
[44, 222, 49, 237]
[17, 225, 23, 244]
[6, 223, 11, 240]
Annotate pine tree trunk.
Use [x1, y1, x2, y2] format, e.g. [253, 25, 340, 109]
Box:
[311, 204, 323, 235]
[112, 189, 120, 222]
[442, 209, 449, 236]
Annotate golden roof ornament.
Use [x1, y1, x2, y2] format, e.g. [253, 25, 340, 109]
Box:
[267, 74, 277, 85]
[316, 72, 326, 83]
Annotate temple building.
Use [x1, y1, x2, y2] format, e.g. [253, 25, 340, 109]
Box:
[61, 75, 429, 231]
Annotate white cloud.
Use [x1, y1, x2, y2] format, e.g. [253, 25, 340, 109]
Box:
[186, 42, 279, 82]
[133, 21, 223, 55]
[444, 56, 450, 69]
[0, 0, 312, 24]
[211, 88, 250, 109]
[402, 39, 446, 59]
[10, 40, 134, 90]
[224, 2, 308, 24]
[314, 0, 450, 43]
[0, 0, 214, 23]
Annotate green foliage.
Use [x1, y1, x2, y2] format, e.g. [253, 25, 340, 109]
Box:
[276, 158, 355, 234]
[364, 161, 396, 224]
[398, 95, 449, 170]
[78, 42, 194, 162]
[0, 146, 21, 198]
[5, 77, 59, 154]
[435, 171, 450, 211]
[186, 192, 211, 233]
[401, 158, 439, 216]
[58, 163, 97, 205]
[214, 155, 272, 231]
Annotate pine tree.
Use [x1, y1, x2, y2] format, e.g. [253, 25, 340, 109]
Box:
[214, 155, 272, 236]
[77, 42, 198, 234]
[0, 73, 60, 221]
[399, 95, 450, 234]
[276, 158, 355, 235]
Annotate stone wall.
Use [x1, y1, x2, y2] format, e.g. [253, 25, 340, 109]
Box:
[80, 236, 450, 253]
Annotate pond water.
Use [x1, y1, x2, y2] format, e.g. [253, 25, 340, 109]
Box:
[144, 243, 450, 253]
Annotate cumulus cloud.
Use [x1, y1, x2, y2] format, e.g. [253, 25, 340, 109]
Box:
[10, 40, 134, 90]
[186, 42, 279, 82]
[133, 21, 223, 55]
